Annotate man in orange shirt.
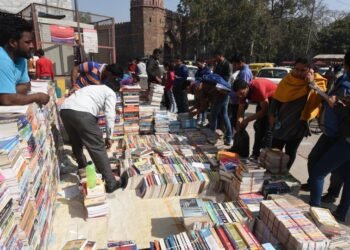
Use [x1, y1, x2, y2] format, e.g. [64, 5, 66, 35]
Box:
[36, 49, 54, 81]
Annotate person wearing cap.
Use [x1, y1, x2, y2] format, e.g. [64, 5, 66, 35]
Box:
[146, 48, 162, 88]
[60, 63, 126, 193]
[70, 61, 124, 93]
[233, 78, 277, 159]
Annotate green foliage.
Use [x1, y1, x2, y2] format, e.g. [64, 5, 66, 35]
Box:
[177, 0, 341, 63]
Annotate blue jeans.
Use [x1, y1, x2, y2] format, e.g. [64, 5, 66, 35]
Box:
[197, 112, 206, 123]
[309, 137, 350, 219]
[173, 89, 189, 113]
[210, 95, 232, 141]
[165, 90, 177, 113]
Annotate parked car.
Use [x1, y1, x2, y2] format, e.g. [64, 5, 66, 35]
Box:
[256, 67, 291, 84]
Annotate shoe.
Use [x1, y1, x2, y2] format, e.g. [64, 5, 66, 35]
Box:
[105, 180, 121, 193]
[300, 183, 311, 192]
[331, 211, 346, 223]
[321, 193, 337, 204]
[224, 139, 233, 147]
[202, 120, 209, 127]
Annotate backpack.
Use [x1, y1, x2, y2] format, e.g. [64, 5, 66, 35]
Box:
[231, 129, 250, 158]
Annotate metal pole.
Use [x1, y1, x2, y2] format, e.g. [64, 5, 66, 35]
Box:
[74, 0, 81, 41]
[306, 0, 316, 55]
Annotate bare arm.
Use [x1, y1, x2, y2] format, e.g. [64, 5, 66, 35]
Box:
[0, 93, 49, 106]
[16, 83, 31, 95]
[70, 65, 80, 87]
[245, 100, 268, 123]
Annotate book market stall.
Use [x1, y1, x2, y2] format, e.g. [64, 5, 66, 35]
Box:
[50, 83, 350, 250]
[2, 81, 349, 250]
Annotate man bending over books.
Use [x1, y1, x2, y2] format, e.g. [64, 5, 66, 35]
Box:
[232, 78, 277, 159]
[60, 64, 126, 193]
[0, 15, 50, 106]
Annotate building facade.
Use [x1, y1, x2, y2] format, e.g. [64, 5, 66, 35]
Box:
[115, 0, 182, 66]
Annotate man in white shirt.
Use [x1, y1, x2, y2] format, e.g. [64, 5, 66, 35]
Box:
[60, 78, 123, 193]
[136, 58, 147, 76]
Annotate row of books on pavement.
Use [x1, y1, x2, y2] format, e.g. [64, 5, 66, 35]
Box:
[116, 132, 227, 199]
[149, 194, 349, 250]
[0, 81, 61, 249]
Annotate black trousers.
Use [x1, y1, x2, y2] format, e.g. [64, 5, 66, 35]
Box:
[272, 136, 304, 170]
[60, 109, 116, 186]
[307, 134, 344, 197]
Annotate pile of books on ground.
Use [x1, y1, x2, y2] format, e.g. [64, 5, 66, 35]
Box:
[121, 85, 141, 135]
[178, 112, 197, 129]
[138, 165, 220, 199]
[259, 199, 330, 249]
[139, 105, 154, 134]
[150, 222, 263, 249]
[239, 193, 265, 217]
[108, 240, 137, 250]
[310, 207, 345, 237]
[113, 93, 124, 139]
[62, 239, 96, 250]
[227, 159, 266, 199]
[79, 171, 108, 219]
[180, 198, 252, 230]
[97, 113, 107, 138]
[149, 83, 164, 108]
[262, 173, 301, 197]
[168, 113, 181, 133]
[0, 85, 61, 249]
[154, 110, 169, 134]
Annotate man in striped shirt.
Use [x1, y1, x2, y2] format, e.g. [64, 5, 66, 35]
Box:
[70, 61, 123, 92]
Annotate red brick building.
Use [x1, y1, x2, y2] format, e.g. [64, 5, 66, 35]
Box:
[115, 0, 182, 65]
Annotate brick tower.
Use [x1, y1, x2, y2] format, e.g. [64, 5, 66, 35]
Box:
[130, 0, 165, 58]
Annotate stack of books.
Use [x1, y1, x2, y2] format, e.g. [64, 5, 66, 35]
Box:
[107, 240, 137, 250]
[97, 114, 107, 138]
[113, 93, 124, 139]
[139, 105, 154, 134]
[230, 161, 266, 198]
[267, 194, 310, 212]
[180, 198, 252, 230]
[177, 112, 197, 129]
[260, 199, 330, 249]
[149, 83, 164, 108]
[81, 174, 108, 218]
[150, 222, 262, 250]
[262, 173, 301, 197]
[253, 218, 281, 249]
[62, 239, 96, 250]
[0, 85, 61, 249]
[154, 110, 169, 134]
[180, 198, 212, 230]
[121, 85, 141, 135]
[329, 234, 350, 249]
[310, 207, 345, 237]
[168, 113, 181, 133]
[239, 193, 264, 217]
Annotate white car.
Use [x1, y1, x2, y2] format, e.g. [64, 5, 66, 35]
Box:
[256, 67, 291, 84]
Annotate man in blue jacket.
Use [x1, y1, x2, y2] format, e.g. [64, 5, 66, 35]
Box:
[173, 57, 189, 113]
[195, 58, 211, 125]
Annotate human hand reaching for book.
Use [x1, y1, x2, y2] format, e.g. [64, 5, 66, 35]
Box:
[105, 138, 112, 149]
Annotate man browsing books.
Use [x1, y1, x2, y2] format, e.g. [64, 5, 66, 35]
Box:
[0, 15, 49, 106]
[233, 78, 277, 159]
[60, 64, 126, 193]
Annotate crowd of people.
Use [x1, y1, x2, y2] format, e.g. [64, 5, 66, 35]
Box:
[0, 14, 349, 222]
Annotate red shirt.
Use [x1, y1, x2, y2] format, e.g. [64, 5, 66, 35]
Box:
[165, 71, 175, 91]
[36, 56, 54, 80]
[241, 78, 277, 103]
